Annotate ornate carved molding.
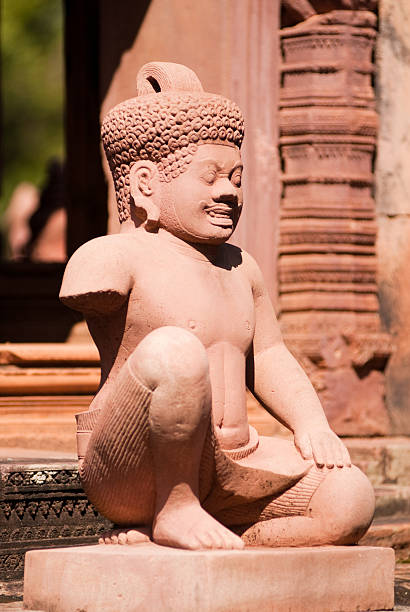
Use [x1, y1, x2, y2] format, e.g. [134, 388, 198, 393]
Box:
[2, 467, 80, 489]
[279, 7, 392, 436]
[0, 460, 111, 593]
[279, 9, 380, 333]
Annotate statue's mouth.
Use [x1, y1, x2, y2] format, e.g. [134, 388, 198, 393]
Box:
[204, 204, 234, 227]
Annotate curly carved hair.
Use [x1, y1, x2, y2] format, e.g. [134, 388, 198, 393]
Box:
[101, 91, 244, 223]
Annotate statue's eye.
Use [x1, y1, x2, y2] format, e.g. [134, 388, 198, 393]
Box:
[201, 170, 217, 185]
[231, 171, 242, 188]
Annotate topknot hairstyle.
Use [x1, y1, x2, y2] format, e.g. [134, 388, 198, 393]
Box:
[101, 62, 245, 223]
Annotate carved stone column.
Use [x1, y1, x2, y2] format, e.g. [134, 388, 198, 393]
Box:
[279, 9, 392, 435]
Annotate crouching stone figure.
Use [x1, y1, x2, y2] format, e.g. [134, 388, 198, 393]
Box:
[60, 62, 375, 550]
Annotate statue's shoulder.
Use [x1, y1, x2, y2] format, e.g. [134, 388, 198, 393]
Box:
[64, 233, 141, 273]
[60, 234, 135, 314]
[68, 233, 136, 260]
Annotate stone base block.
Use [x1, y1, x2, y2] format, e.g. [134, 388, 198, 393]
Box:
[24, 543, 395, 612]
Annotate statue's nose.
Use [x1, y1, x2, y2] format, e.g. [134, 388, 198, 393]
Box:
[211, 178, 238, 204]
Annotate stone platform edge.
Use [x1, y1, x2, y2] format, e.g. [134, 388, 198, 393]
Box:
[24, 543, 395, 612]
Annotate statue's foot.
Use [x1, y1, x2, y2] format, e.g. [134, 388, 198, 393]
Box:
[153, 501, 244, 550]
[99, 526, 151, 545]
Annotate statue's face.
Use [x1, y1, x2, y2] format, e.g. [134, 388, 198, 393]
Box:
[158, 144, 243, 245]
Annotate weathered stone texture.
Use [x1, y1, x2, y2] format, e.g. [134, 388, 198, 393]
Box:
[377, 0, 410, 217]
[0, 460, 110, 599]
[24, 544, 395, 612]
[376, 0, 410, 433]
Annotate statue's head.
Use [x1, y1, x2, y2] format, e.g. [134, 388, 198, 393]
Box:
[101, 62, 244, 244]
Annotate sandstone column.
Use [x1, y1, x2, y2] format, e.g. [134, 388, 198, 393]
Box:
[279, 7, 392, 435]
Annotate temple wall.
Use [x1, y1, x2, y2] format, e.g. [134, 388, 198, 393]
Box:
[376, 0, 410, 433]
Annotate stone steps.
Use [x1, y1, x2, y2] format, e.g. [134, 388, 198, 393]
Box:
[344, 437, 410, 489]
[375, 486, 410, 521]
[361, 519, 410, 562]
[344, 437, 410, 562]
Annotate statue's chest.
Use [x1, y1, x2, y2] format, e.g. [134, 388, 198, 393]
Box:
[130, 258, 255, 351]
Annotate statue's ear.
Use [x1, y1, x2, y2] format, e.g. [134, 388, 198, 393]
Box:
[129, 161, 160, 231]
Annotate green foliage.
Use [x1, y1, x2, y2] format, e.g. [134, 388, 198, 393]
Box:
[1, 0, 64, 215]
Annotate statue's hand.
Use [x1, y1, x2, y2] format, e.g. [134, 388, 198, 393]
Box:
[294, 428, 351, 468]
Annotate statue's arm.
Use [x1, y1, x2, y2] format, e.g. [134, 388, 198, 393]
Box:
[60, 237, 132, 316]
[243, 252, 351, 468]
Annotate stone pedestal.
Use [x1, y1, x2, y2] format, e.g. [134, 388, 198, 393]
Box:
[24, 543, 394, 612]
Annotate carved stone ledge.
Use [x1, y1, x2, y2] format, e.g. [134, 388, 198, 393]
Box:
[279, 107, 378, 136]
[280, 11, 376, 108]
[0, 343, 99, 366]
[0, 342, 100, 396]
[0, 459, 111, 599]
[282, 9, 377, 32]
[281, 198, 375, 219]
[0, 343, 99, 452]
[0, 368, 100, 396]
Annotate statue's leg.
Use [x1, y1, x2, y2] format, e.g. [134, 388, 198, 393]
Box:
[82, 326, 243, 550]
[239, 465, 375, 547]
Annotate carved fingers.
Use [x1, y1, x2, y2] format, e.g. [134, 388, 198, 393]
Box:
[295, 429, 351, 469]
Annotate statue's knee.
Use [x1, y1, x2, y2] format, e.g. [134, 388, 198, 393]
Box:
[340, 466, 375, 529]
[311, 466, 375, 544]
[129, 326, 209, 390]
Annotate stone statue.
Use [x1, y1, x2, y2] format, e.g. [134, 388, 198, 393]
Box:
[60, 62, 375, 550]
